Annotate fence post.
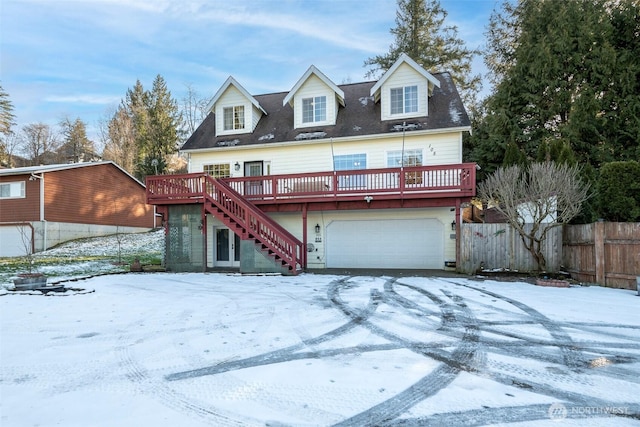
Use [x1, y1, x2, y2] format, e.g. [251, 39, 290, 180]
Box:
[594, 221, 605, 286]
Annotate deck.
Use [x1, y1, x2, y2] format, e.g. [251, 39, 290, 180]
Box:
[146, 163, 477, 209]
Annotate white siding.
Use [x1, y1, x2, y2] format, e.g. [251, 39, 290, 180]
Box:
[188, 131, 463, 177]
[380, 63, 429, 121]
[269, 207, 456, 269]
[215, 86, 256, 136]
[293, 75, 338, 129]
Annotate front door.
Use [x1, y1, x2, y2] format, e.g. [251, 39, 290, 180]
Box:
[244, 161, 263, 196]
[214, 227, 241, 267]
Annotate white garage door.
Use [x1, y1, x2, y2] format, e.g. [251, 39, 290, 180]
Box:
[0, 225, 30, 257]
[326, 219, 443, 269]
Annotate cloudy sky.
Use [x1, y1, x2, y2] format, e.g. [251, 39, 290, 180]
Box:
[1, 0, 498, 145]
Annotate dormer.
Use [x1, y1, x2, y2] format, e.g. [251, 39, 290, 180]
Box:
[370, 53, 441, 122]
[207, 76, 267, 137]
[283, 66, 345, 129]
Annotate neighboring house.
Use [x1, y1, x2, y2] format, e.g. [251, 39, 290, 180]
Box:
[0, 161, 156, 257]
[147, 54, 476, 274]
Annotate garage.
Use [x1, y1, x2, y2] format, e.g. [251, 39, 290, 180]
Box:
[0, 225, 30, 257]
[326, 218, 444, 269]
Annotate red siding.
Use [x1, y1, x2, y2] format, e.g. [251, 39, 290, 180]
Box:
[44, 164, 154, 227]
[0, 175, 40, 222]
[0, 163, 154, 227]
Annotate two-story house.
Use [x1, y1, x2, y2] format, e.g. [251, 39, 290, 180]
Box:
[146, 54, 476, 274]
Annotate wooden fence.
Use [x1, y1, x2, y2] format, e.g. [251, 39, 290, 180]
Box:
[563, 222, 640, 290]
[459, 223, 562, 275]
[459, 222, 640, 290]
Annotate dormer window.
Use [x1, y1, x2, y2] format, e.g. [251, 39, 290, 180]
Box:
[302, 96, 327, 123]
[390, 85, 418, 115]
[223, 106, 245, 131]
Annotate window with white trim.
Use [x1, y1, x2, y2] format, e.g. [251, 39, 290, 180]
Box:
[0, 181, 26, 199]
[223, 106, 245, 131]
[334, 153, 366, 189]
[390, 85, 418, 115]
[387, 149, 423, 184]
[387, 149, 423, 168]
[203, 164, 231, 179]
[302, 96, 327, 123]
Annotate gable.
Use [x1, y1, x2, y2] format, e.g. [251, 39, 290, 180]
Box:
[182, 73, 469, 152]
[370, 53, 441, 122]
[283, 66, 345, 129]
[290, 74, 341, 129]
[209, 77, 265, 137]
[379, 63, 429, 121]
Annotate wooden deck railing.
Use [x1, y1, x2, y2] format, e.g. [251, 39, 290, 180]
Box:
[203, 175, 304, 270]
[146, 173, 303, 271]
[147, 163, 476, 204]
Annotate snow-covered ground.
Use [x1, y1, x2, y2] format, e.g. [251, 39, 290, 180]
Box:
[1, 271, 639, 426]
[0, 229, 164, 287]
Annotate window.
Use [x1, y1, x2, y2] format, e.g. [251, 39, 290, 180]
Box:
[203, 164, 231, 179]
[302, 96, 327, 123]
[387, 149, 423, 168]
[0, 181, 26, 199]
[334, 154, 366, 189]
[387, 149, 423, 184]
[223, 106, 245, 131]
[390, 85, 418, 115]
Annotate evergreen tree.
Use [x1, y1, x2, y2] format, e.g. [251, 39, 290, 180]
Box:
[596, 161, 640, 222]
[470, 0, 640, 176]
[137, 75, 183, 179]
[0, 84, 16, 166]
[59, 117, 96, 163]
[0, 84, 15, 136]
[364, 0, 481, 108]
[105, 76, 182, 180]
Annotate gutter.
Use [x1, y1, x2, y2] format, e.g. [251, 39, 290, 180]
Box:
[180, 126, 474, 155]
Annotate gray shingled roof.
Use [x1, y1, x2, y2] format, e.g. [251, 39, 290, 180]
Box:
[181, 72, 470, 152]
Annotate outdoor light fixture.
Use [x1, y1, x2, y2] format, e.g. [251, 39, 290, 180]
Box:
[451, 220, 456, 231]
[234, 162, 241, 171]
[315, 224, 321, 234]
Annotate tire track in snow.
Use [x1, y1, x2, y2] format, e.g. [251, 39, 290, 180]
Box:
[332, 279, 482, 426]
[166, 277, 381, 381]
[117, 335, 255, 426]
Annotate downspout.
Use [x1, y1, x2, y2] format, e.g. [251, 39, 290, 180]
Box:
[302, 204, 308, 269]
[455, 198, 461, 272]
[401, 122, 406, 200]
[30, 173, 46, 251]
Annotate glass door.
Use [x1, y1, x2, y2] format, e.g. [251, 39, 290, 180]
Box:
[214, 227, 240, 267]
[244, 161, 263, 196]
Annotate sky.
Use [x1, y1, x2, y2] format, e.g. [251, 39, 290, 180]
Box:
[1, 0, 499, 147]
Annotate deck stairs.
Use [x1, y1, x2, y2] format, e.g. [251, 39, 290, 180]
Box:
[202, 175, 303, 274]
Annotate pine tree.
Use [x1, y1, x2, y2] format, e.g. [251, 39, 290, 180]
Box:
[470, 0, 640, 176]
[364, 0, 481, 108]
[104, 76, 182, 179]
[137, 75, 183, 179]
[0, 84, 16, 166]
[0, 84, 15, 136]
[59, 117, 96, 163]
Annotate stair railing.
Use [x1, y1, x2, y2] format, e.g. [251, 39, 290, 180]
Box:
[202, 174, 304, 272]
